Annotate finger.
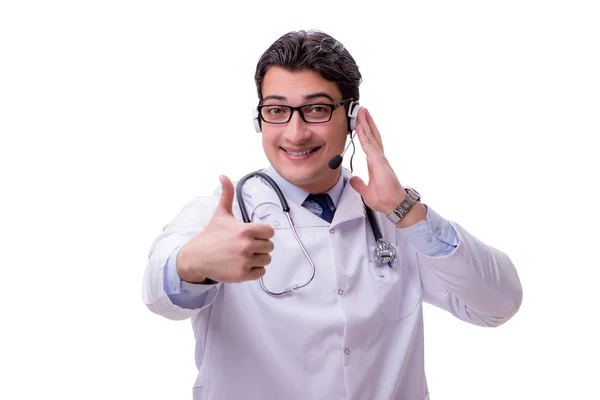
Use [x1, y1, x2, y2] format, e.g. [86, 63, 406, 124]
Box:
[349, 176, 368, 197]
[358, 108, 382, 154]
[365, 108, 384, 153]
[246, 267, 266, 281]
[355, 123, 377, 156]
[355, 125, 375, 183]
[251, 239, 274, 254]
[245, 223, 275, 240]
[216, 175, 235, 216]
[250, 253, 272, 267]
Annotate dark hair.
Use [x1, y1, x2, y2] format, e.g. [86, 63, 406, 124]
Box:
[254, 30, 362, 103]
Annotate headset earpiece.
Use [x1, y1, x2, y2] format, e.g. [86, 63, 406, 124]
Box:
[253, 108, 262, 133]
[347, 101, 362, 133]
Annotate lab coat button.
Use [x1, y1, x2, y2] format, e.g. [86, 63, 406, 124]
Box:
[425, 234, 432, 242]
[273, 221, 280, 227]
[329, 228, 335, 234]
[344, 348, 351, 355]
[338, 289, 344, 295]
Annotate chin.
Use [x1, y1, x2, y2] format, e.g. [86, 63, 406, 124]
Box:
[279, 164, 339, 193]
[279, 167, 320, 186]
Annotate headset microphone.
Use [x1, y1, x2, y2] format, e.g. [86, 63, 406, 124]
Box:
[328, 132, 356, 169]
[328, 155, 343, 170]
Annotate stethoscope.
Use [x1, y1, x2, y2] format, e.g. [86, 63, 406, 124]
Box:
[236, 170, 397, 297]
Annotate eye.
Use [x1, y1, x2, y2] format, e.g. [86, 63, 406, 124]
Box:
[267, 106, 285, 115]
[306, 105, 328, 115]
[261, 106, 291, 122]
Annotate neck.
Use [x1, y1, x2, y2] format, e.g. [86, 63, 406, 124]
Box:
[299, 170, 341, 194]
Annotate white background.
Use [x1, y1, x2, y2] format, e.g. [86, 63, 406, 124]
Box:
[1, 1, 599, 399]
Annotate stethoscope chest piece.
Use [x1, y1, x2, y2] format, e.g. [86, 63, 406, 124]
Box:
[364, 202, 397, 268]
[375, 239, 397, 268]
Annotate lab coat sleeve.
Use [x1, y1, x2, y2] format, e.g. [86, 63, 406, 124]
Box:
[163, 245, 217, 309]
[142, 195, 222, 321]
[410, 207, 523, 327]
[397, 206, 459, 257]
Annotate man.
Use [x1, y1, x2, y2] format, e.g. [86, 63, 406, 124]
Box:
[143, 30, 522, 399]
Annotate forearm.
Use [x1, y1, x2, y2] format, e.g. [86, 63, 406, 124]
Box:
[418, 220, 522, 326]
[142, 196, 222, 320]
[164, 246, 218, 310]
[176, 243, 207, 284]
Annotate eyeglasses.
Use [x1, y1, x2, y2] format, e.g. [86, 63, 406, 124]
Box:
[257, 98, 353, 124]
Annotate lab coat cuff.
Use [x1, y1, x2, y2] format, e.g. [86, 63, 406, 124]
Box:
[426, 206, 460, 247]
[397, 205, 460, 257]
[164, 246, 217, 297]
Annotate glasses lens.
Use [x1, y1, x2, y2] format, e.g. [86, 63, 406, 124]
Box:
[301, 104, 332, 123]
[261, 106, 291, 123]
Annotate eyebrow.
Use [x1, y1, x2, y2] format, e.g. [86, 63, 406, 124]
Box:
[262, 92, 335, 103]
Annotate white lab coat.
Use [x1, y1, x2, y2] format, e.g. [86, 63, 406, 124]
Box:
[143, 169, 522, 400]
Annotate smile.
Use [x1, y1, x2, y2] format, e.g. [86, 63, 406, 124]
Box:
[281, 146, 321, 156]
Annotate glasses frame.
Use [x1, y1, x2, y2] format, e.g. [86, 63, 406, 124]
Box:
[257, 98, 353, 125]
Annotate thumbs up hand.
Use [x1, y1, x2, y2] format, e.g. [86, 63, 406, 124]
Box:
[176, 175, 276, 284]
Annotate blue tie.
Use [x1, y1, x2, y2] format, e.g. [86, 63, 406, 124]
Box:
[304, 193, 335, 223]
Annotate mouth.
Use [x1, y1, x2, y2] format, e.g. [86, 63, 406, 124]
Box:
[280, 146, 322, 159]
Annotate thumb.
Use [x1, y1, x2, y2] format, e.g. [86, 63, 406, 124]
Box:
[349, 176, 368, 197]
[216, 175, 235, 216]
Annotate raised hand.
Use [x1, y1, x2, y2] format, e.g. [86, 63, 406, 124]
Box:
[349, 108, 427, 227]
[349, 108, 406, 215]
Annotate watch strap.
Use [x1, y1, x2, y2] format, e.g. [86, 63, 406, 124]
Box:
[386, 187, 421, 224]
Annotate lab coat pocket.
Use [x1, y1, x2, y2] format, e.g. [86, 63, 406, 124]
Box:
[369, 260, 420, 322]
[192, 385, 203, 400]
[192, 371, 205, 400]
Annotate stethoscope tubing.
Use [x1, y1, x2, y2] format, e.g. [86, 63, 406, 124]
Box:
[235, 170, 395, 296]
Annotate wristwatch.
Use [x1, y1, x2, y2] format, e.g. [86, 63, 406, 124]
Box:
[386, 187, 421, 224]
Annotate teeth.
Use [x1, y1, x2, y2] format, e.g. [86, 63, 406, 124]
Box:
[285, 148, 317, 156]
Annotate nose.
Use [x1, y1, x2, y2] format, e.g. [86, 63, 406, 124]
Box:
[283, 110, 312, 143]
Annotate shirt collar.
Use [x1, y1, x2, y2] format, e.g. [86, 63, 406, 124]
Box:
[263, 165, 348, 208]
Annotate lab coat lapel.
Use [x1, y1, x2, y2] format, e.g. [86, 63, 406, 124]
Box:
[234, 175, 329, 228]
[234, 174, 280, 220]
[331, 180, 366, 227]
[234, 168, 366, 228]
